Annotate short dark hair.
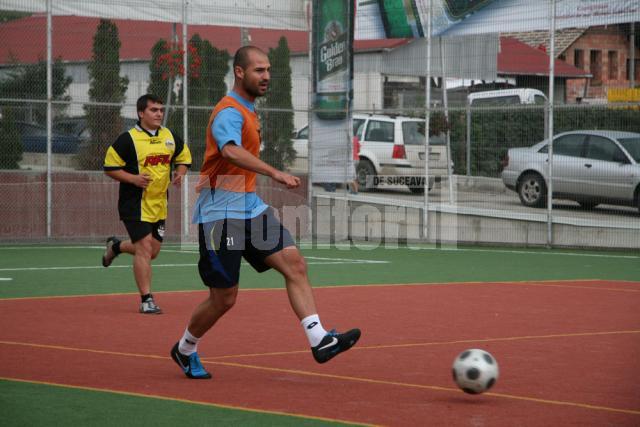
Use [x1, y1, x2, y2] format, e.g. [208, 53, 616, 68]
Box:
[136, 94, 164, 114]
[233, 46, 266, 70]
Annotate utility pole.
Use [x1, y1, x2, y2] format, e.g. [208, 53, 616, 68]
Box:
[631, 23, 636, 88]
[241, 27, 251, 46]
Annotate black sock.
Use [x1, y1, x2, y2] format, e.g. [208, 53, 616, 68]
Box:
[141, 293, 152, 302]
[112, 240, 121, 255]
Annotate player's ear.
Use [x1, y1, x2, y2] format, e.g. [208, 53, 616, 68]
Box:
[234, 65, 244, 80]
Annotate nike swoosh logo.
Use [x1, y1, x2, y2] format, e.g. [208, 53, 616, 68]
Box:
[318, 337, 338, 351]
[174, 352, 188, 371]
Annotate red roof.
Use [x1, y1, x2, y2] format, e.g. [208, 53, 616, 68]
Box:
[0, 15, 588, 79]
[498, 36, 589, 78]
[0, 15, 307, 63]
[0, 15, 407, 64]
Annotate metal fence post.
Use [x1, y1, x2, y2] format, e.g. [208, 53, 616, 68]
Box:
[46, 0, 52, 239]
[546, 0, 556, 247]
[182, 0, 190, 241]
[423, 0, 432, 241]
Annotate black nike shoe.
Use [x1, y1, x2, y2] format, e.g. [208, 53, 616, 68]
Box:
[311, 328, 361, 364]
[102, 236, 120, 267]
[170, 342, 212, 379]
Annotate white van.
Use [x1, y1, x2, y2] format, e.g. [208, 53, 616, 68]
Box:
[468, 88, 547, 106]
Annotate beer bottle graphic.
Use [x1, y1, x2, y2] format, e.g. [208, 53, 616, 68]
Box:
[313, 0, 352, 120]
[377, 0, 496, 38]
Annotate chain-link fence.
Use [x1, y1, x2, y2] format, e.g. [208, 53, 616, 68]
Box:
[0, 1, 638, 248]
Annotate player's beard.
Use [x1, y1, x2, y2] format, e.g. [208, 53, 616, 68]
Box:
[244, 79, 268, 98]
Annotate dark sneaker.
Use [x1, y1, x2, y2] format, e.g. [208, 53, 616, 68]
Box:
[102, 236, 120, 267]
[312, 328, 361, 364]
[170, 342, 212, 379]
[139, 298, 162, 314]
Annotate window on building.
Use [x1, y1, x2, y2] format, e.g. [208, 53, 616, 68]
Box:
[608, 51, 618, 80]
[590, 50, 602, 85]
[626, 58, 640, 81]
[574, 49, 584, 69]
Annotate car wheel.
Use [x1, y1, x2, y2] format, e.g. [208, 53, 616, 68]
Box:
[356, 159, 376, 191]
[517, 172, 547, 208]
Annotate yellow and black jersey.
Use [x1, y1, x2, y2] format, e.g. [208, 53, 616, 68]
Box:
[104, 124, 192, 222]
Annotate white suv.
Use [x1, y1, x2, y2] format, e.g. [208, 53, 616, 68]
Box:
[291, 114, 451, 193]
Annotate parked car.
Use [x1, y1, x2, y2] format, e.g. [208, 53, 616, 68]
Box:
[15, 116, 139, 155]
[15, 121, 81, 154]
[468, 88, 547, 106]
[54, 116, 137, 142]
[501, 130, 640, 212]
[291, 114, 452, 193]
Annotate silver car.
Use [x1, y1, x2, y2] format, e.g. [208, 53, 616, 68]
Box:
[501, 130, 640, 213]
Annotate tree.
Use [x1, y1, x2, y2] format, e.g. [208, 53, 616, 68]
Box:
[0, 59, 72, 123]
[79, 19, 128, 169]
[199, 39, 230, 107]
[150, 34, 229, 170]
[0, 108, 22, 169]
[260, 37, 295, 170]
[0, 10, 30, 23]
[186, 36, 230, 169]
[147, 39, 171, 101]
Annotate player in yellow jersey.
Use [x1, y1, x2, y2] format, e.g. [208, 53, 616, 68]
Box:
[170, 47, 360, 379]
[102, 94, 192, 314]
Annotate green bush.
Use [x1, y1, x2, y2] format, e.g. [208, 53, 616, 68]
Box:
[78, 19, 128, 170]
[449, 105, 640, 178]
[0, 109, 23, 169]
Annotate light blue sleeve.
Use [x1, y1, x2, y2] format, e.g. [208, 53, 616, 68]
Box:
[212, 107, 243, 151]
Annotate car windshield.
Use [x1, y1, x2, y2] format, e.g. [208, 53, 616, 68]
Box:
[402, 121, 445, 145]
[53, 122, 79, 135]
[618, 138, 640, 162]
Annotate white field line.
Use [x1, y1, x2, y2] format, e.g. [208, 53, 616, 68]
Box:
[0, 258, 389, 272]
[0, 244, 638, 260]
[0, 278, 12, 281]
[0, 246, 104, 250]
[299, 244, 640, 259]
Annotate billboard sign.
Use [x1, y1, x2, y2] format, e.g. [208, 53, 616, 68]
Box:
[310, 0, 356, 184]
[355, 0, 640, 40]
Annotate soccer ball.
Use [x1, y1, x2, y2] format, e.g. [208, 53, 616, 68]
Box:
[452, 349, 499, 394]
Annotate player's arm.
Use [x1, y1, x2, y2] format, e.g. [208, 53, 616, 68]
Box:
[105, 169, 152, 189]
[171, 135, 191, 186]
[221, 143, 300, 189]
[104, 133, 151, 189]
[171, 164, 189, 186]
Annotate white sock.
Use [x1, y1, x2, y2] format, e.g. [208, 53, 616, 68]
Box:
[178, 329, 200, 356]
[301, 314, 328, 347]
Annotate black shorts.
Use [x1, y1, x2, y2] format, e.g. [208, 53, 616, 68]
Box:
[197, 208, 295, 288]
[123, 220, 165, 243]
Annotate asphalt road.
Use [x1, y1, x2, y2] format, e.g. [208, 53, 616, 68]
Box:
[312, 179, 639, 227]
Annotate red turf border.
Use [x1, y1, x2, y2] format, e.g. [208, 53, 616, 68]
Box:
[1, 280, 639, 426]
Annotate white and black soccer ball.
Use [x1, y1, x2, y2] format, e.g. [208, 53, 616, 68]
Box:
[452, 349, 499, 394]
